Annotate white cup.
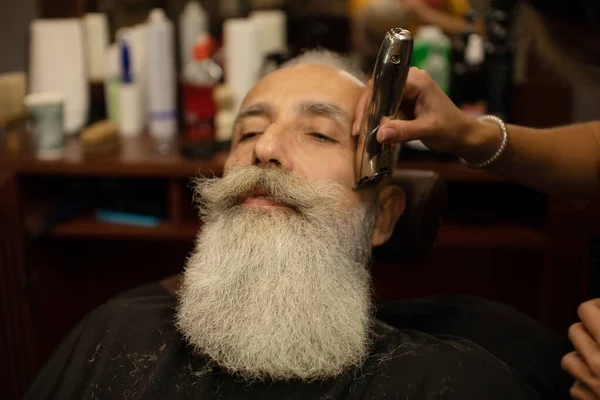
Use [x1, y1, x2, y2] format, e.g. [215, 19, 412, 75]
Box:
[24, 92, 65, 160]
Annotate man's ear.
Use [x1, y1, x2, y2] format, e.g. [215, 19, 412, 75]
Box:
[372, 185, 406, 247]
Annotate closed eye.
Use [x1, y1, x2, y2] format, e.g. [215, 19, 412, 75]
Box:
[310, 132, 337, 143]
[239, 132, 261, 142]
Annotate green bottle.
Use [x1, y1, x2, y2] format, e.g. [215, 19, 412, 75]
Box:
[104, 44, 120, 124]
[411, 25, 451, 95]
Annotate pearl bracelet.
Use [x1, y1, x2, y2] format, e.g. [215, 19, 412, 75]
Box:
[460, 115, 508, 169]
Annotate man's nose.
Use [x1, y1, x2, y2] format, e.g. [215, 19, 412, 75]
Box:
[252, 126, 289, 169]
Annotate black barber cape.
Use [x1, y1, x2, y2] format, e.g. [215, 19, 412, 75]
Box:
[26, 284, 545, 400]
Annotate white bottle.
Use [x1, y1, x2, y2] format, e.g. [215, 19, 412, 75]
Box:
[82, 13, 109, 81]
[129, 24, 149, 123]
[215, 110, 235, 142]
[465, 34, 485, 67]
[250, 10, 287, 57]
[223, 18, 261, 113]
[118, 34, 144, 137]
[147, 8, 177, 152]
[179, 1, 208, 71]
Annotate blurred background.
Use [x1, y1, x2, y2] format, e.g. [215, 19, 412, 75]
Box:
[1, 1, 600, 399]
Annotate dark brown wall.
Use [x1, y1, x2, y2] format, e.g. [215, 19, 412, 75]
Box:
[0, 0, 37, 74]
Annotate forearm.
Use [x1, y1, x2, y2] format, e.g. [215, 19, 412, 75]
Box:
[459, 120, 600, 196]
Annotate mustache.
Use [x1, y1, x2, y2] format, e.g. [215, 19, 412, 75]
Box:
[193, 165, 352, 218]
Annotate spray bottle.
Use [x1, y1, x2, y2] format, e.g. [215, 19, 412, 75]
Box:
[118, 34, 143, 137]
[179, 1, 209, 71]
[147, 8, 178, 154]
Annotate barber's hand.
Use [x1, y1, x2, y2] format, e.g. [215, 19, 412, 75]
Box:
[562, 299, 600, 399]
[352, 67, 476, 155]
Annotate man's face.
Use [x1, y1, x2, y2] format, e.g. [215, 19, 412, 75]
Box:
[176, 63, 399, 383]
[225, 63, 366, 204]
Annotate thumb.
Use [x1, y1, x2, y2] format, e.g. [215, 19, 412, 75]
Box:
[376, 119, 429, 143]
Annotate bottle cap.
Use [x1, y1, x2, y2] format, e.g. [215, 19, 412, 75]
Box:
[193, 34, 213, 60]
[183, 1, 204, 18]
[149, 8, 168, 23]
[416, 25, 449, 46]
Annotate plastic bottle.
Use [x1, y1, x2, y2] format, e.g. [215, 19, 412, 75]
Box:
[129, 24, 149, 123]
[179, 1, 208, 71]
[182, 35, 222, 142]
[215, 110, 235, 142]
[146, 8, 177, 153]
[118, 35, 143, 137]
[465, 34, 484, 66]
[461, 33, 487, 117]
[213, 83, 234, 143]
[104, 44, 120, 124]
[412, 25, 451, 94]
[183, 34, 223, 85]
[405, 26, 451, 152]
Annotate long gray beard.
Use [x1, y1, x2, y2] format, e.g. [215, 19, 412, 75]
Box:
[176, 166, 378, 382]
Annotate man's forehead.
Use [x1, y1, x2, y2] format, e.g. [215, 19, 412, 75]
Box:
[338, 70, 367, 87]
[242, 64, 365, 114]
[267, 62, 363, 80]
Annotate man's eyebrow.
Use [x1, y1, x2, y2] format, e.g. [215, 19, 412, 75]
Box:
[235, 102, 272, 125]
[296, 101, 351, 126]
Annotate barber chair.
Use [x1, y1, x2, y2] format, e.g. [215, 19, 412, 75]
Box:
[369, 172, 572, 400]
[369, 169, 447, 301]
[373, 169, 447, 264]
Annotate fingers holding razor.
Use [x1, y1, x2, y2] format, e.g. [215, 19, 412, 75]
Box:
[353, 67, 478, 155]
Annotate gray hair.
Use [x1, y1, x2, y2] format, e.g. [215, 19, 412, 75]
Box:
[281, 49, 369, 84]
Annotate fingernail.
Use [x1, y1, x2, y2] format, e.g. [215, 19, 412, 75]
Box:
[378, 128, 394, 143]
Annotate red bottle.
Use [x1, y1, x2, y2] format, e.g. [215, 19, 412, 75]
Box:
[182, 35, 222, 142]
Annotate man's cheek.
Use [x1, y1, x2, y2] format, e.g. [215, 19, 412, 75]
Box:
[317, 159, 357, 190]
[224, 152, 248, 172]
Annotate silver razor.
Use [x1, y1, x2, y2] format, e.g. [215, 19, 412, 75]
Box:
[355, 28, 413, 189]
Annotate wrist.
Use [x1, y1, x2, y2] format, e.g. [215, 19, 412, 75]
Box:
[455, 116, 504, 164]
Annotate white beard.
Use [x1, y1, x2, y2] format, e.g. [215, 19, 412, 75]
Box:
[176, 165, 378, 382]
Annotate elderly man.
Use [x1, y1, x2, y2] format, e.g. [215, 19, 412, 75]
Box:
[26, 51, 555, 399]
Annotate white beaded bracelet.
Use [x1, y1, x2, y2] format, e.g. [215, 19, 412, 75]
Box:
[460, 115, 509, 169]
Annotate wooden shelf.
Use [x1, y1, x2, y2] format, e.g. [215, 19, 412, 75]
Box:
[40, 212, 200, 240]
[0, 135, 226, 178]
[0, 132, 508, 185]
[36, 208, 544, 251]
[437, 224, 546, 249]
